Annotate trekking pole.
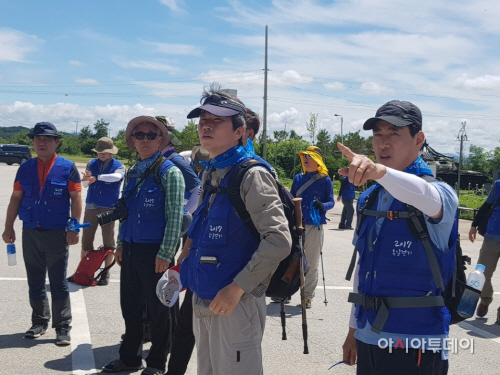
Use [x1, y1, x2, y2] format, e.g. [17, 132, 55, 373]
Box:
[293, 197, 309, 354]
[319, 229, 328, 306]
[280, 300, 287, 340]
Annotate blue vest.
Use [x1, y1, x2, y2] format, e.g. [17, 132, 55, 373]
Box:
[355, 184, 457, 335]
[180, 158, 259, 300]
[17, 156, 73, 229]
[486, 180, 500, 235]
[86, 158, 123, 208]
[293, 172, 331, 225]
[341, 177, 356, 200]
[119, 160, 173, 243]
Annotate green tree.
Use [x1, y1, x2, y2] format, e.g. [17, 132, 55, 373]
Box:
[465, 144, 486, 173]
[79, 125, 93, 140]
[289, 130, 302, 140]
[316, 128, 331, 156]
[113, 129, 136, 166]
[177, 120, 200, 153]
[306, 113, 318, 144]
[58, 135, 82, 155]
[273, 130, 288, 142]
[94, 119, 110, 139]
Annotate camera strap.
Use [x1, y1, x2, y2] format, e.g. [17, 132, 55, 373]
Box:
[122, 155, 166, 202]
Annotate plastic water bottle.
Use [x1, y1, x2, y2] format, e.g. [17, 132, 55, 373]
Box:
[457, 264, 486, 318]
[7, 243, 17, 266]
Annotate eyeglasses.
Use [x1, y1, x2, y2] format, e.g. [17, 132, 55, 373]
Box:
[132, 132, 160, 141]
[303, 154, 312, 159]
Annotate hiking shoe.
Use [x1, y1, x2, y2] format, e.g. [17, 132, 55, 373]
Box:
[305, 298, 312, 309]
[141, 367, 164, 375]
[338, 224, 346, 229]
[55, 326, 71, 346]
[25, 324, 48, 338]
[346, 226, 354, 230]
[497, 312, 500, 325]
[97, 271, 110, 286]
[271, 297, 290, 304]
[102, 359, 143, 373]
[476, 303, 488, 317]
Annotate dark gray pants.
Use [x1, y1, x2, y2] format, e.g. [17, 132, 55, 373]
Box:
[22, 228, 71, 329]
[340, 198, 355, 227]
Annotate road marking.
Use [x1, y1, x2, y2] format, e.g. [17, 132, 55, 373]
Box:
[68, 283, 97, 375]
[458, 321, 500, 344]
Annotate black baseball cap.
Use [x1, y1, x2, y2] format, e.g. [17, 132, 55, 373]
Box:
[27, 122, 62, 139]
[187, 94, 246, 119]
[363, 100, 422, 131]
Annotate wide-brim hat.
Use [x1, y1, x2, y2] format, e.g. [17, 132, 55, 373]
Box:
[155, 116, 182, 146]
[191, 144, 210, 172]
[125, 116, 170, 150]
[298, 146, 328, 175]
[363, 100, 422, 131]
[91, 137, 118, 154]
[27, 122, 62, 139]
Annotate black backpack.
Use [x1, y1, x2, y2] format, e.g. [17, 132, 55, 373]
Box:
[205, 159, 307, 299]
[346, 176, 471, 332]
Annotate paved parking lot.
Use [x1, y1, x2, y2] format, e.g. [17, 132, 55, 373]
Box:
[0, 162, 499, 374]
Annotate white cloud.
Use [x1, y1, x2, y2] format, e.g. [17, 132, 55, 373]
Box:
[0, 28, 42, 62]
[75, 78, 99, 85]
[69, 60, 86, 67]
[144, 41, 202, 56]
[112, 57, 179, 73]
[159, 0, 184, 11]
[324, 82, 345, 90]
[455, 74, 500, 90]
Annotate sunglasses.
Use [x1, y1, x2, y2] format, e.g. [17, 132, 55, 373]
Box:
[133, 132, 160, 141]
[303, 154, 312, 159]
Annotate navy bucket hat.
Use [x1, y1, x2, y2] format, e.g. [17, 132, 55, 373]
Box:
[27, 122, 62, 139]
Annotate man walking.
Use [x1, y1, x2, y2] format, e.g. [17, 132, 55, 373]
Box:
[469, 180, 500, 324]
[2, 122, 82, 346]
[337, 175, 355, 230]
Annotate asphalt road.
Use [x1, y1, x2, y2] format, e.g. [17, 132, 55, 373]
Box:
[0, 162, 499, 375]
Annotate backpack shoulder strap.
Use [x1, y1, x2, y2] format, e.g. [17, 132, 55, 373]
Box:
[166, 152, 181, 161]
[295, 172, 327, 197]
[345, 185, 381, 281]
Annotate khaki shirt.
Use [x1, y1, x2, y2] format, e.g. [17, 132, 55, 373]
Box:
[201, 164, 292, 296]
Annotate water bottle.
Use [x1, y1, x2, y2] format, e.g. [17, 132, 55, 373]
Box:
[7, 243, 17, 266]
[457, 264, 486, 318]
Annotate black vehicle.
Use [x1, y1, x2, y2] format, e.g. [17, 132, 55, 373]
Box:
[0, 144, 32, 165]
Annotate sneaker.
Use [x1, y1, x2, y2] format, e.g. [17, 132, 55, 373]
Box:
[476, 303, 488, 318]
[55, 325, 71, 346]
[25, 324, 48, 338]
[271, 297, 290, 304]
[102, 359, 143, 373]
[97, 271, 110, 286]
[304, 298, 312, 309]
[141, 367, 164, 375]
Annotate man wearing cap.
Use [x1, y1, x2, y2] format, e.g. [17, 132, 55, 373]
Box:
[77, 137, 125, 285]
[102, 116, 184, 375]
[2, 122, 82, 346]
[179, 86, 291, 374]
[291, 146, 334, 308]
[341, 100, 458, 374]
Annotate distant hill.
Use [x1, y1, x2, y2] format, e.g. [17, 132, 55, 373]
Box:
[0, 126, 31, 140]
[443, 153, 459, 162]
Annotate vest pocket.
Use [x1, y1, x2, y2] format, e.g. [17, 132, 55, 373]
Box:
[48, 179, 67, 198]
[18, 206, 32, 222]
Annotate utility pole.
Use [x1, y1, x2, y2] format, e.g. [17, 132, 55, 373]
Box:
[262, 25, 268, 160]
[456, 121, 468, 194]
[74, 118, 79, 135]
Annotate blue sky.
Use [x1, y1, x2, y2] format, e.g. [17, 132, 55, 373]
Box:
[1, 0, 500, 155]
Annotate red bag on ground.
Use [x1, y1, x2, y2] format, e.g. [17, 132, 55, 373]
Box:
[69, 246, 115, 286]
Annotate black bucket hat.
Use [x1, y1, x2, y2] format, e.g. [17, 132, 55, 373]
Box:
[27, 122, 62, 139]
